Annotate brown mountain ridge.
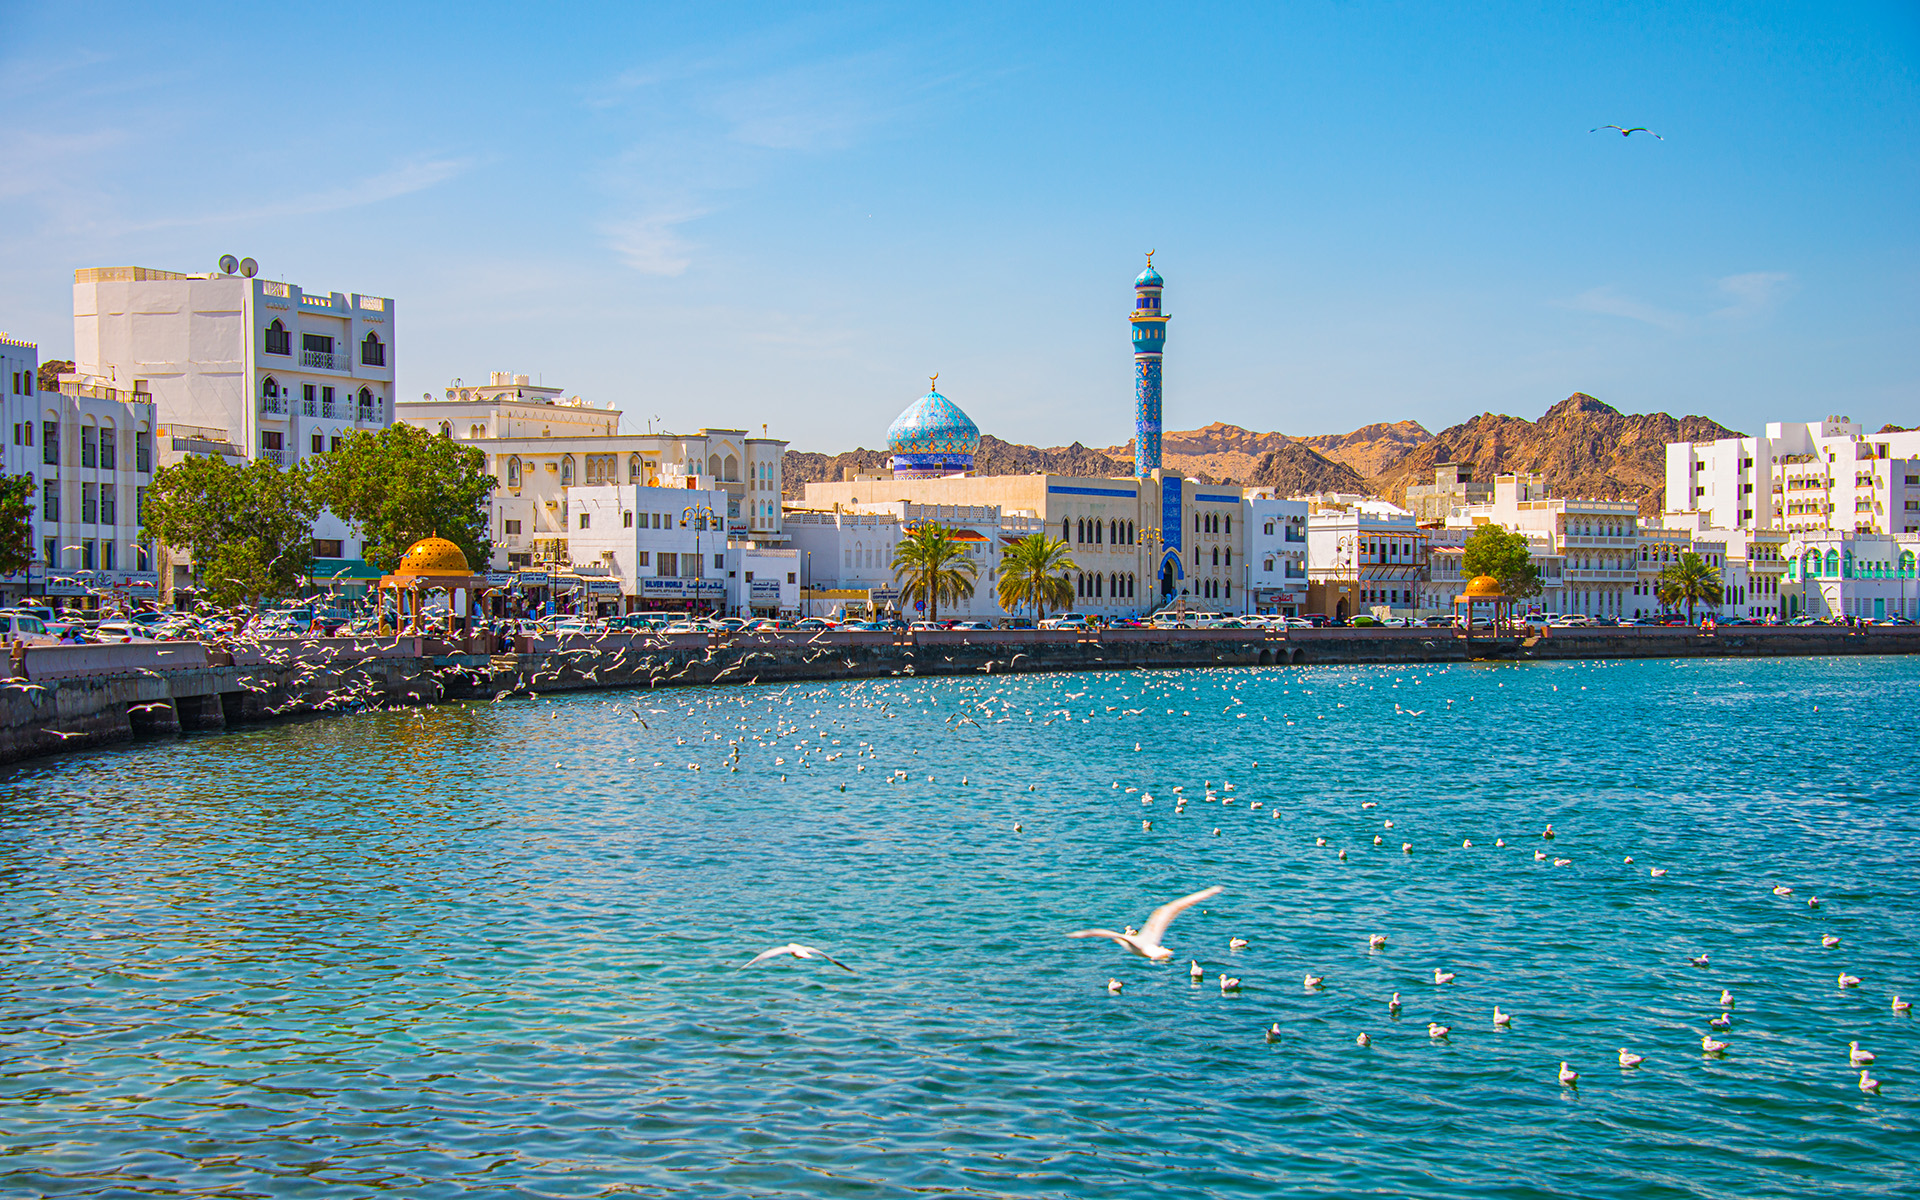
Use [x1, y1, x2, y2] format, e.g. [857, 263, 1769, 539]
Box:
[1373, 394, 1743, 516]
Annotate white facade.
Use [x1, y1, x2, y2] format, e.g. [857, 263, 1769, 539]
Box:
[71, 264, 396, 583]
[1307, 502, 1424, 619]
[783, 502, 1047, 620]
[563, 484, 730, 611]
[396, 384, 787, 567]
[1244, 495, 1309, 615]
[1, 334, 159, 601]
[1667, 417, 1920, 536]
[1784, 530, 1919, 621]
[1447, 474, 1640, 619]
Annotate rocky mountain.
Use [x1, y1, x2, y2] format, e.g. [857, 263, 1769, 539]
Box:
[37, 359, 72, 393]
[1247, 442, 1370, 495]
[1295, 420, 1433, 477]
[782, 436, 1126, 498]
[1101, 419, 1431, 484]
[1371, 394, 1744, 516]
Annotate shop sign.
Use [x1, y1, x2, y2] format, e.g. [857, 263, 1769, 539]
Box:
[641, 578, 725, 598]
[750, 579, 780, 600]
[586, 579, 624, 596]
[517, 572, 549, 586]
[485, 572, 516, 586]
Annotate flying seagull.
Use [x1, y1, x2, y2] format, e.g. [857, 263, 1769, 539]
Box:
[1592, 125, 1662, 139]
[1068, 885, 1222, 962]
[740, 943, 853, 972]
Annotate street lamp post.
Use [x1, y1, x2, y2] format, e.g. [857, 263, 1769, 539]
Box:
[682, 502, 719, 619]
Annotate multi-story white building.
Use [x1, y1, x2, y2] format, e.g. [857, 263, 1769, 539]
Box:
[1660, 512, 1789, 620]
[395, 378, 789, 568]
[1667, 416, 1920, 536]
[1446, 474, 1641, 619]
[1244, 494, 1310, 616]
[71, 263, 396, 591]
[1305, 500, 1424, 620]
[562, 484, 733, 614]
[1, 333, 159, 604]
[1782, 530, 1919, 621]
[1423, 527, 1562, 615]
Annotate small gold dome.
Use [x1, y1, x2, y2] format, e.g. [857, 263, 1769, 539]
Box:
[393, 536, 472, 576]
[1462, 574, 1505, 598]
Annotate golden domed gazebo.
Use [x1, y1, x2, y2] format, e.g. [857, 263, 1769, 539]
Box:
[377, 536, 495, 638]
[1454, 574, 1507, 646]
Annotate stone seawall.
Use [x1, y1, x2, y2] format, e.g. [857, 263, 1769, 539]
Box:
[3, 626, 1914, 766]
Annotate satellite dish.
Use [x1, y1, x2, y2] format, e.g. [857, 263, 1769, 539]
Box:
[218, 254, 239, 275]
[239, 257, 258, 278]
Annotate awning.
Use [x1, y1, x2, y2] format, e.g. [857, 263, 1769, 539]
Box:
[949, 530, 990, 542]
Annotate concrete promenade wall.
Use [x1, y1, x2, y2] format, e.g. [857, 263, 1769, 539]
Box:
[3, 626, 1914, 766]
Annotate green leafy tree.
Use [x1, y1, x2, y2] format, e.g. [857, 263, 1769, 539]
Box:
[1657, 551, 1723, 625]
[309, 424, 495, 573]
[0, 474, 36, 577]
[891, 523, 979, 623]
[141, 456, 321, 605]
[1461, 523, 1543, 603]
[996, 533, 1077, 620]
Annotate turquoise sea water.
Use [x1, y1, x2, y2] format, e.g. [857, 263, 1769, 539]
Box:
[2, 656, 1917, 1198]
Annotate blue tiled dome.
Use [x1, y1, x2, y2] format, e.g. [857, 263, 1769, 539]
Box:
[887, 387, 978, 477]
[1135, 265, 1164, 288]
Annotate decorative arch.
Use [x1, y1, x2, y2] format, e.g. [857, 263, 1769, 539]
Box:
[707, 453, 722, 479]
[438, 422, 452, 437]
[560, 456, 574, 485]
[723, 453, 738, 480]
[628, 453, 643, 482]
[261, 376, 280, 398]
[507, 458, 521, 488]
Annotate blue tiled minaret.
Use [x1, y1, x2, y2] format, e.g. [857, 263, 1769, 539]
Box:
[1131, 253, 1168, 476]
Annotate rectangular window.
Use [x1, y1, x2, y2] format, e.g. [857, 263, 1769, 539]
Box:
[135, 487, 146, 525]
[302, 333, 334, 353]
[135, 430, 150, 473]
[503, 519, 522, 535]
[682, 555, 701, 578]
[81, 483, 97, 524]
[81, 539, 95, 570]
[80, 426, 96, 468]
[100, 429, 116, 470]
[579, 513, 590, 529]
[312, 538, 344, 558]
[713, 553, 723, 569]
[9, 372, 16, 394]
[101, 541, 114, 571]
[100, 487, 115, 526]
[136, 542, 151, 571]
[11, 424, 18, 445]
[787, 572, 796, 584]
[657, 552, 677, 577]
[312, 432, 324, 453]
[43, 536, 55, 564]
[41, 479, 58, 523]
[330, 435, 344, 452]
[304, 383, 317, 410]
[652, 513, 662, 528]
[622, 511, 634, 527]
[322, 386, 334, 412]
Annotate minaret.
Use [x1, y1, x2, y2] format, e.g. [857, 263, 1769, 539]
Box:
[1130, 252, 1169, 476]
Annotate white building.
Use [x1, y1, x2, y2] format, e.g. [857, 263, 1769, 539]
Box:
[1784, 530, 1919, 621]
[1667, 416, 1920, 536]
[395, 378, 788, 568]
[782, 501, 1048, 620]
[1447, 474, 1641, 619]
[1306, 500, 1423, 620]
[1660, 512, 1789, 620]
[1, 333, 159, 603]
[1244, 494, 1309, 616]
[563, 484, 732, 614]
[71, 263, 396, 591]
[1424, 527, 1561, 615]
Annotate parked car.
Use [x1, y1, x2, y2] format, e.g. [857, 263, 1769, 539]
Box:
[843, 620, 890, 631]
[1377, 617, 1414, 628]
[91, 621, 156, 642]
[1039, 613, 1090, 630]
[0, 613, 60, 646]
[949, 620, 994, 631]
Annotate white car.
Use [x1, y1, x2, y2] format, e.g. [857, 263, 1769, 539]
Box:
[1039, 613, 1089, 630]
[92, 621, 157, 642]
[0, 613, 59, 646]
[1283, 616, 1314, 629]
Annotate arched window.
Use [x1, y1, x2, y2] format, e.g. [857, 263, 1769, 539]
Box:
[561, 456, 574, 485]
[1825, 550, 1839, 576]
[360, 332, 385, 366]
[358, 387, 375, 417]
[723, 453, 738, 480]
[261, 376, 280, 398]
[1225, 548, 1232, 567]
[1212, 546, 1219, 567]
[1062, 519, 1070, 541]
[1225, 516, 1231, 536]
[1903, 552, 1916, 578]
[438, 422, 452, 437]
[507, 459, 521, 488]
[629, 453, 643, 482]
[708, 453, 722, 479]
[264, 320, 290, 355]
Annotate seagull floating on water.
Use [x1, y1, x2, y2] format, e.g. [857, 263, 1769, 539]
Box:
[1108, 979, 1124, 994]
[1859, 1068, 1881, 1094]
[1429, 1022, 1451, 1039]
[1493, 1007, 1512, 1027]
[1772, 885, 1793, 896]
[1894, 996, 1912, 1014]
[1368, 934, 1387, 950]
[1220, 975, 1242, 993]
[1389, 992, 1402, 1014]
[1720, 989, 1735, 1008]
[1356, 1032, 1372, 1047]
[1265, 1023, 1282, 1043]
[1304, 973, 1325, 990]
[1839, 972, 1862, 988]
[1434, 968, 1456, 985]
[1709, 1013, 1731, 1030]
[1690, 953, 1710, 968]
[1822, 935, 1840, 948]
[1559, 1062, 1579, 1087]
[1618, 1049, 1645, 1068]
[1068, 886, 1221, 962]
[1702, 1033, 1729, 1054]
[1190, 960, 1204, 980]
[1230, 937, 1249, 950]
[1849, 1041, 1875, 1066]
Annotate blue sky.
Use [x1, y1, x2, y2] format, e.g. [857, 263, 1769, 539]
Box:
[2, 2, 1914, 452]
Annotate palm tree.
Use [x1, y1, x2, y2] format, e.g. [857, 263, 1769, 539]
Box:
[891, 523, 978, 624]
[1656, 551, 1724, 625]
[996, 533, 1078, 621]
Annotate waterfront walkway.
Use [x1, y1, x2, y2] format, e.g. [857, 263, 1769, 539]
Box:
[2, 624, 1913, 764]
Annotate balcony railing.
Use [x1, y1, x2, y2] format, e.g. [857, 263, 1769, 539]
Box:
[300, 349, 342, 370]
[322, 401, 341, 420]
[261, 395, 290, 415]
[357, 403, 383, 423]
[258, 449, 285, 466]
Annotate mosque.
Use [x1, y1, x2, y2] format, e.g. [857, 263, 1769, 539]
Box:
[789, 257, 1311, 619]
